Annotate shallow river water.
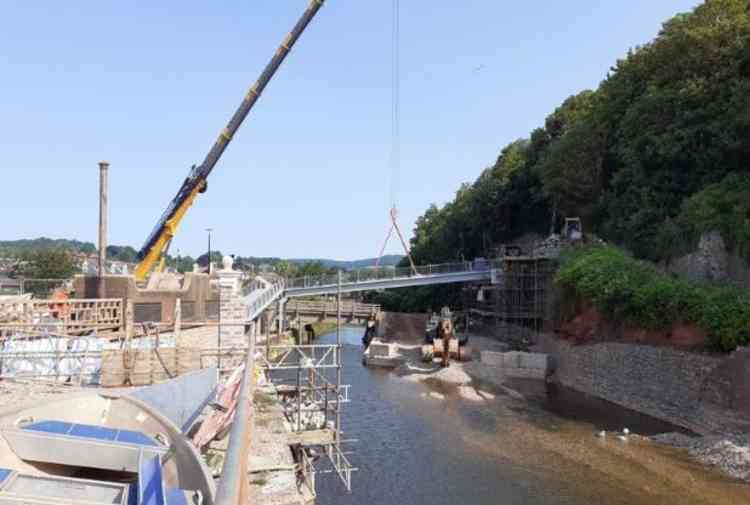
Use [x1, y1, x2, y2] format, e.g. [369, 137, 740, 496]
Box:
[313, 327, 747, 505]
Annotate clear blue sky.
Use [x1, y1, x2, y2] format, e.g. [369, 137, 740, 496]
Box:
[1, 0, 699, 260]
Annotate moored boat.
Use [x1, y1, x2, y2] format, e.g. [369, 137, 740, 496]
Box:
[0, 379, 216, 505]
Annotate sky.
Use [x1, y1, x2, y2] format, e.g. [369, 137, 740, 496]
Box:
[0, 0, 700, 260]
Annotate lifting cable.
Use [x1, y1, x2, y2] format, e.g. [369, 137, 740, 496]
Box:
[375, 0, 418, 274]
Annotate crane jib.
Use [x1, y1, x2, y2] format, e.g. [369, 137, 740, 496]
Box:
[136, 170, 205, 261]
[197, 0, 325, 182]
[135, 0, 325, 273]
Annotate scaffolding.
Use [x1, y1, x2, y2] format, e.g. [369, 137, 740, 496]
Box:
[255, 271, 356, 496]
[469, 256, 555, 347]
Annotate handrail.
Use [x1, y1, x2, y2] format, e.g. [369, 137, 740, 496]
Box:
[213, 322, 256, 505]
[245, 279, 285, 321]
[285, 259, 497, 290]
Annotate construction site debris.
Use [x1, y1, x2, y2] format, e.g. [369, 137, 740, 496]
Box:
[193, 363, 244, 449]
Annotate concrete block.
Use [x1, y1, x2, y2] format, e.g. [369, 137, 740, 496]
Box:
[365, 356, 402, 368]
[519, 352, 549, 371]
[503, 352, 521, 368]
[480, 351, 504, 367]
[369, 342, 392, 358]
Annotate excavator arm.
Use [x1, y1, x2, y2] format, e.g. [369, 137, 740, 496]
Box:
[134, 0, 325, 281]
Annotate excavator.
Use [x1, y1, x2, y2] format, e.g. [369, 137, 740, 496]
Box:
[133, 0, 325, 282]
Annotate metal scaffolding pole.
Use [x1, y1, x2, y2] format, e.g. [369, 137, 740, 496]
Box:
[336, 270, 342, 447]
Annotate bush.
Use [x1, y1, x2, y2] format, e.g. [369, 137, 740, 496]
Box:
[557, 245, 750, 352]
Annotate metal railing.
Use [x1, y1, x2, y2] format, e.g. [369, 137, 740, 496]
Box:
[245, 278, 285, 321]
[256, 344, 340, 370]
[285, 259, 496, 290]
[213, 327, 256, 505]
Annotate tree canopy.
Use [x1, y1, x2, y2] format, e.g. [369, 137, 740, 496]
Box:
[407, 0, 750, 264]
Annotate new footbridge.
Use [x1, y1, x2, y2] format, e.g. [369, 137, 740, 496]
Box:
[244, 260, 497, 320]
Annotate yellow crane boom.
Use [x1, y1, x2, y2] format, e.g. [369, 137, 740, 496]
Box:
[134, 0, 325, 281]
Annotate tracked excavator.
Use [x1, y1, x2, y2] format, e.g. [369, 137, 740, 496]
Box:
[133, 0, 325, 282]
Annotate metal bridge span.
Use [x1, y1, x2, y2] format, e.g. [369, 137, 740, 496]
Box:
[284, 269, 491, 297]
[244, 261, 495, 319]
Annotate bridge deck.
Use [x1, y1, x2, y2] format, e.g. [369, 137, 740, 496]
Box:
[244, 261, 497, 319]
[284, 269, 491, 297]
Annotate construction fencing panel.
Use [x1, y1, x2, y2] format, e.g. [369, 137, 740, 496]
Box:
[0, 334, 108, 385]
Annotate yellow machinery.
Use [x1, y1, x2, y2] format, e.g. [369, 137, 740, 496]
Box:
[134, 0, 325, 281]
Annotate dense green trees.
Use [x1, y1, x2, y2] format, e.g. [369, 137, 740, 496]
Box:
[408, 0, 750, 264]
[12, 249, 77, 280]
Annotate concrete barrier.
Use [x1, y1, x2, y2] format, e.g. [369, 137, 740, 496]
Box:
[481, 350, 549, 380]
[364, 340, 402, 368]
[369, 342, 392, 358]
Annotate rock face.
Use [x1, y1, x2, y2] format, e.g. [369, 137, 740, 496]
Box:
[654, 229, 750, 287]
[558, 305, 707, 347]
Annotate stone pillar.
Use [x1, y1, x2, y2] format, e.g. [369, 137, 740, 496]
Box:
[217, 256, 246, 353]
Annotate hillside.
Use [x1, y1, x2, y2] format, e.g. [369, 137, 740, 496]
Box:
[0, 238, 403, 271]
[407, 0, 750, 265]
[0, 238, 96, 256]
[287, 255, 403, 269]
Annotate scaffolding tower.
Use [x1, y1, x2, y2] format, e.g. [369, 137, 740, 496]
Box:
[467, 255, 555, 347]
[255, 271, 356, 496]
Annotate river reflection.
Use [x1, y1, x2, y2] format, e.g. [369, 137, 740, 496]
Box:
[313, 327, 747, 505]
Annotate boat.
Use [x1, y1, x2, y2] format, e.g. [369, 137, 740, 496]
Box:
[0, 371, 217, 505]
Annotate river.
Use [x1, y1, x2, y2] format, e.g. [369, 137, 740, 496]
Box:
[311, 327, 747, 505]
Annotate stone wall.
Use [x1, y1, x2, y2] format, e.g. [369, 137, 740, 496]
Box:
[74, 272, 218, 323]
[536, 334, 750, 435]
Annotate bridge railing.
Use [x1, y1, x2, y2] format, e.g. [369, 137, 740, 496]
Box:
[285, 260, 495, 290]
[246, 278, 285, 321]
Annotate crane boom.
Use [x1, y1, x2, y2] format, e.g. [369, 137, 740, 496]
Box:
[134, 0, 325, 281]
